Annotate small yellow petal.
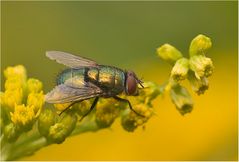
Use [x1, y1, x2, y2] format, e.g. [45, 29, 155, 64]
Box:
[4, 89, 23, 110]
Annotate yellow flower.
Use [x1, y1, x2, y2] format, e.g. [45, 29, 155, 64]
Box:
[170, 58, 189, 81]
[4, 77, 25, 91]
[27, 91, 45, 115]
[4, 65, 27, 81]
[26, 78, 43, 93]
[4, 89, 23, 110]
[189, 55, 214, 79]
[10, 104, 35, 127]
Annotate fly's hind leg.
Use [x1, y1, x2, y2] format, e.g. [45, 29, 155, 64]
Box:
[113, 96, 145, 117]
[79, 97, 99, 121]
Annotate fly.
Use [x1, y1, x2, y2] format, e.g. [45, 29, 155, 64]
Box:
[45, 51, 144, 121]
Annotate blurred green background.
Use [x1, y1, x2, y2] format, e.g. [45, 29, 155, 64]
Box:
[1, 1, 238, 161]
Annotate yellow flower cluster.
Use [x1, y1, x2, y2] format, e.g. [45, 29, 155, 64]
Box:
[156, 34, 214, 114]
[1, 65, 45, 134]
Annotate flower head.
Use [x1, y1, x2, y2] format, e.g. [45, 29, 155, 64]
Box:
[189, 34, 212, 57]
[157, 44, 183, 65]
[5, 77, 25, 91]
[170, 58, 189, 81]
[3, 89, 23, 110]
[27, 91, 45, 115]
[26, 78, 43, 94]
[189, 55, 214, 79]
[10, 104, 35, 130]
[4, 65, 27, 81]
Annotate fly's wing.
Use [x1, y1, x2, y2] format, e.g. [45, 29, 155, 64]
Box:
[45, 76, 103, 103]
[46, 51, 98, 68]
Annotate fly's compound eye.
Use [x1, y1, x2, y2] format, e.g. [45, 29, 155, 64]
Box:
[126, 73, 138, 96]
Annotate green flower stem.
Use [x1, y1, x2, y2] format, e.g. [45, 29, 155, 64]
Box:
[1, 119, 102, 161]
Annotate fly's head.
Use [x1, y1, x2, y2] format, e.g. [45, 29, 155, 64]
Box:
[125, 71, 144, 96]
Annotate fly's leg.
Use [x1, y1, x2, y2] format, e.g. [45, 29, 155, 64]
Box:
[59, 102, 78, 116]
[113, 96, 145, 117]
[79, 97, 99, 121]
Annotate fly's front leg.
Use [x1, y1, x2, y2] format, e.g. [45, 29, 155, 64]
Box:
[113, 96, 145, 117]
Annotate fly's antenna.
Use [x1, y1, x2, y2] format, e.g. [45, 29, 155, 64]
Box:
[135, 76, 144, 88]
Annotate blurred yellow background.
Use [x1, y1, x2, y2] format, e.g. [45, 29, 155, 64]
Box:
[1, 1, 238, 161]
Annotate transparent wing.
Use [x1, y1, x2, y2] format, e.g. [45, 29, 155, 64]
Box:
[46, 51, 98, 68]
[45, 76, 103, 103]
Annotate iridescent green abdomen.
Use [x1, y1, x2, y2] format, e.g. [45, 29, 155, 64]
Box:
[57, 65, 125, 96]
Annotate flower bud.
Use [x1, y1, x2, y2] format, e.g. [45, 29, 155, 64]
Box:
[189, 55, 214, 79]
[157, 44, 183, 65]
[72, 99, 92, 116]
[170, 84, 193, 115]
[27, 91, 45, 115]
[121, 103, 152, 132]
[189, 34, 212, 57]
[10, 104, 35, 131]
[95, 99, 120, 128]
[4, 123, 19, 142]
[47, 113, 77, 144]
[170, 58, 189, 81]
[4, 65, 27, 81]
[188, 71, 209, 95]
[26, 78, 43, 94]
[38, 108, 56, 137]
[4, 89, 23, 111]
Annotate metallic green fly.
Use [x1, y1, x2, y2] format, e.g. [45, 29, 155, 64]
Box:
[45, 51, 144, 121]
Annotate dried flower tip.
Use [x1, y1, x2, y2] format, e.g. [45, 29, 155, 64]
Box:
[189, 55, 214, 79]
[188, 72, 209, 95]
[4, 89, 23, 110]
[157, 44, 183, 65]
[10, 104, 35, 130]
[4, 65, 27, 81]
[26, 78, 43, 93]
[170, 58, 189, 81]
[27, 91, 45, 115]
[38, 108, 56, 137]
[170, 84, 193, 115]
[189, 34, 212, 57]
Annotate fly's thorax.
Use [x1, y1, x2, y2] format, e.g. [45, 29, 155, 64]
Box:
[56, 68, 85, 85]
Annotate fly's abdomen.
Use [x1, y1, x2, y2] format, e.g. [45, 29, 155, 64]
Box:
[87, 66, 125, 95]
